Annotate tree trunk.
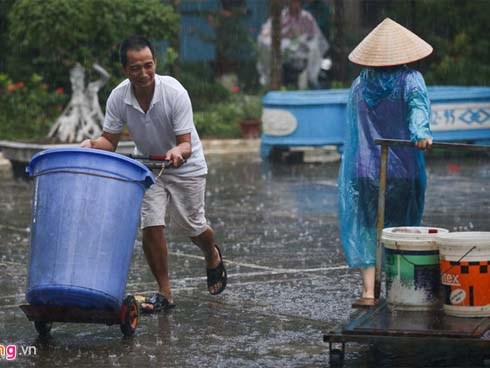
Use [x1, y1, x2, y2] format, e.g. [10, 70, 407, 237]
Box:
[48, 63, 109, 143]
[332, 0, 346, 84]
[169, 0, 181, 77]
[269, 0, 282, 90]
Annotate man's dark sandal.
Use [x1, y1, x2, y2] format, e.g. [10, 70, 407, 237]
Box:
[207, 244, 227, 295]
[140, 293, 176, 314]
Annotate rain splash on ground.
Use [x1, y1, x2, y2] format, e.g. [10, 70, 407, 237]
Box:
[0, 150, 488, 367]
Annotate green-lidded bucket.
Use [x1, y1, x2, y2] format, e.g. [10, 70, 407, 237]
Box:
[382, 226, 449, 311]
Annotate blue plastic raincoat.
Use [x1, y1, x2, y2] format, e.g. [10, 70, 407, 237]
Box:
[338, 66, 432, 268]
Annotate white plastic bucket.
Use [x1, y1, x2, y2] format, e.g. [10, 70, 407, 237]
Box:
[382, 226, 449, 311]
[437, 232, 490, 317]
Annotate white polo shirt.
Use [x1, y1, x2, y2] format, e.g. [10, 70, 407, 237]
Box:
[103, 74, 207, 177]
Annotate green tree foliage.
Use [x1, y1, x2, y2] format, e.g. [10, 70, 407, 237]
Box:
[6, 0, 179, 89]
[0, 0, 16, 73]
[1, 0, 179, 140]
[386, 0, 490, 85]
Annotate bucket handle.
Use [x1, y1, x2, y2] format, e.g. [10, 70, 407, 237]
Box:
[392, 241, 429, 268]
[440, 245, 477, 276]
[30, 168, 151, 184]
[393, 241, 477, 276]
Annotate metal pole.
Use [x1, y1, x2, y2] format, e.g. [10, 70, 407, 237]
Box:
[375, 138, 490, 152]
[374, 144, 388, 299]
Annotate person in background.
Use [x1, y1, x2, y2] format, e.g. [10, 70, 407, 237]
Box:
[257, 0, 328, 89]
[337, 18, 433, 305]
[81, 35, 227, 313]
[303, 0, 330, 42]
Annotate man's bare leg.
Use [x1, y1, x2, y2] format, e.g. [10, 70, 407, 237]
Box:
[141, 226, 174, 306]
[190, 225, 225, 294]
[190, 226, 220, 267]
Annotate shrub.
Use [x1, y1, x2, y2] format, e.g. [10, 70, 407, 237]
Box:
[0, 74, 68, 141]
[194, 93, 262, 138]
[194, 102, 242, 138]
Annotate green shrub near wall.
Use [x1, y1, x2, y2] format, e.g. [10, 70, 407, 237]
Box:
[194, 94, 262, 138]
[0, 70, 263, 140]
[194, 104, 242, 138]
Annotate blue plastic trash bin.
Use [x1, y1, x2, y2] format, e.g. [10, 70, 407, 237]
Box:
[25, 148, 155, 310]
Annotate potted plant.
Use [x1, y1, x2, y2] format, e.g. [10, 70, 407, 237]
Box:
[235, 93, 262, 139]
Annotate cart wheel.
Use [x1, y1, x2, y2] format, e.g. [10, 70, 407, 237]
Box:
[329, 348, 345, 367]
[34, 321, 52, 336]
[120, 295, 138, 337]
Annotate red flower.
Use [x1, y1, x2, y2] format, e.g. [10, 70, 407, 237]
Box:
[231, 85, 240, 93]
[15, 81, 25, 89]
[55, 86, 64, 94]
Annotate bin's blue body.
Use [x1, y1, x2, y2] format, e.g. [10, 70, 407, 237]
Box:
[25, 148, 155, 310]
[260, 86, 490, 159]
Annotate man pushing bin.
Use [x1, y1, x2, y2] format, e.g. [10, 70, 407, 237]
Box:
[81, 35, 227, 312]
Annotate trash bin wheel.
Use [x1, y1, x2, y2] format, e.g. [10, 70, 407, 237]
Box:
[34, 321, 52, 336]
[120, 295, 138, 337]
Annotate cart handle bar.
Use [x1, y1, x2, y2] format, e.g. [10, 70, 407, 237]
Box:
[143, 162, 173, 170]
[128, 154, 168, 161]
[375, 138, 490, 152]
[126, 154, 187, 171]
[126, 154, 171, 170]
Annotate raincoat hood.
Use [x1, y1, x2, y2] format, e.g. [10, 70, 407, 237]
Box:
[360, 66, 405, 108]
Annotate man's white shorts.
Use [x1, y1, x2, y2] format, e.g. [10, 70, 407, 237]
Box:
[141, 174, 208, 237]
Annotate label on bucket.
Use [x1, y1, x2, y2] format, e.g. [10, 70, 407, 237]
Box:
[441, 259, 490, 309]
[385, 248, 441, 309]
[450, 289, 466, 304]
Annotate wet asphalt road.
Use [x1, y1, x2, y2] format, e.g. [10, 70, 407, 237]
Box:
[0, 150, 489, 367]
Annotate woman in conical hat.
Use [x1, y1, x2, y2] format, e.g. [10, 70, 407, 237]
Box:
[337, 18, 433, 304]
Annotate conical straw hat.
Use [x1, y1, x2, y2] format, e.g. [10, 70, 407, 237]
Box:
[348, 18, 433, 66]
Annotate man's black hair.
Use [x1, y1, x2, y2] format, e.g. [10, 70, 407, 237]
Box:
[119, 35, 155, 67]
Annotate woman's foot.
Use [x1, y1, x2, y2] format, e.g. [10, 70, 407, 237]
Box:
[361, 266, 375, 299]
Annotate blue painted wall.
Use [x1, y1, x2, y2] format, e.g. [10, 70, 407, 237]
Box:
[177, 0, 269, 62]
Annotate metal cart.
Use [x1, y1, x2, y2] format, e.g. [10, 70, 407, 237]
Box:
[323, 139, 490, 367]
[20, 295, 139, 337]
